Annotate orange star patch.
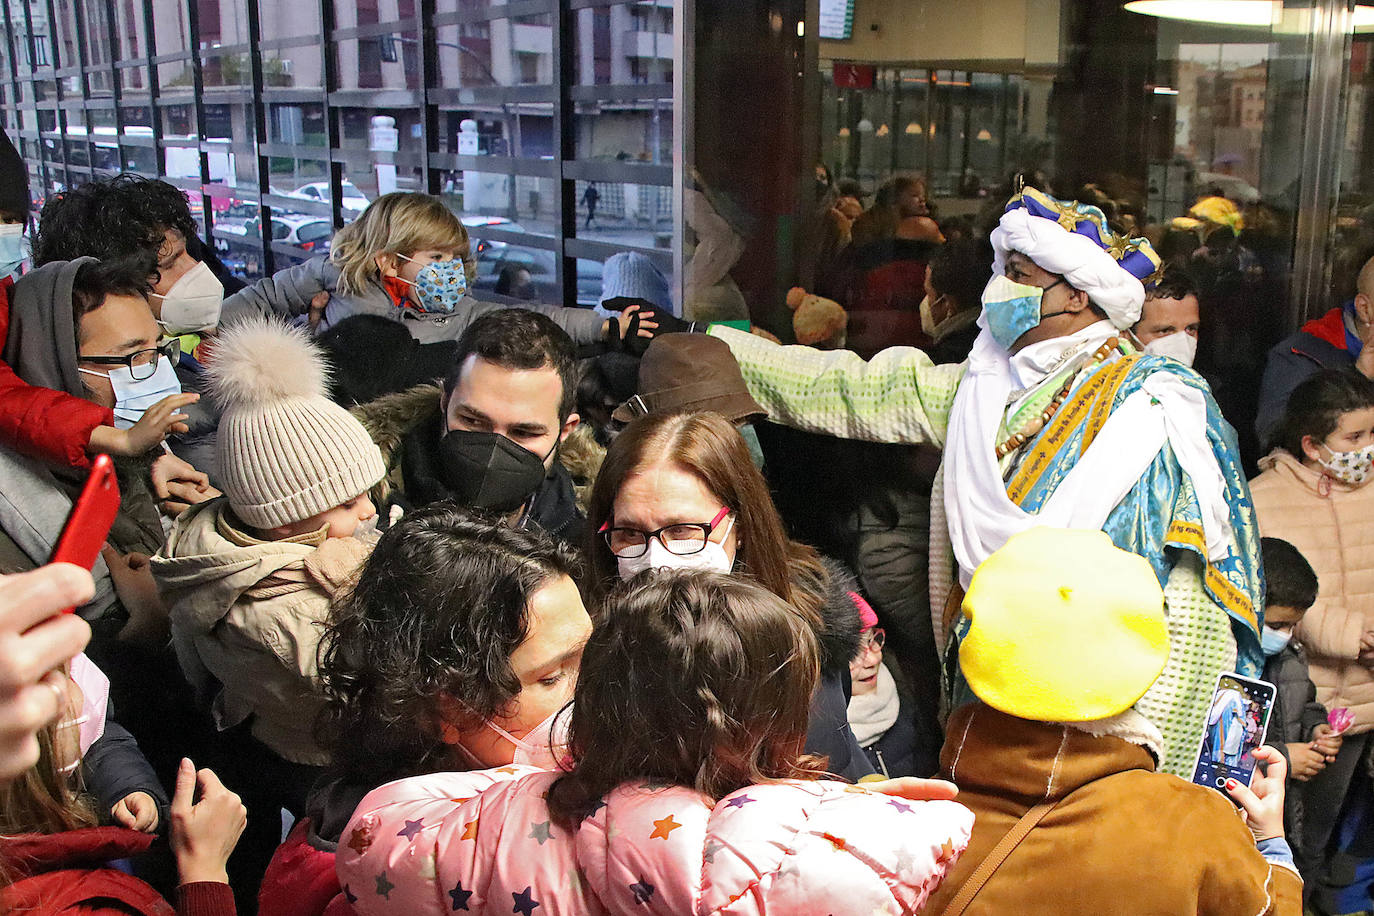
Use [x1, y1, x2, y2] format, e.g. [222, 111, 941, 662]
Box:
[496, 766, 520, 775]
[822, 833, 847, 852]
[937, 839, 956, 864]
[347, 821, 375, 855]
[649, 814, 682, 841]
[461, 819, 479, 841]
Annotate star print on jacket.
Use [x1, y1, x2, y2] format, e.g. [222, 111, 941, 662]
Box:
[724, 794, 755, 809]
[348, 821, 376, 854]
[448, 881, 472, 911]
[649, 814, 681, 840]
[529, 820, 553, 844]
[512, 886, 540, 915]
[375, 872, 394, 899]
[397, 818, 424, 840]
[460, 819, 478, 840]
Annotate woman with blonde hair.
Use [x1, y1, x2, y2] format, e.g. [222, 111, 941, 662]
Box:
[585, 409, 875, 781]
[221, 191, 653, 346]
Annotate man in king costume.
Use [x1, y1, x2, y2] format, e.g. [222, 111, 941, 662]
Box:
[707, 189, 1264, 776]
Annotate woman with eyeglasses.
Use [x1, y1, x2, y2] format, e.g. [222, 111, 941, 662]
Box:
[586, 409, 875, 782]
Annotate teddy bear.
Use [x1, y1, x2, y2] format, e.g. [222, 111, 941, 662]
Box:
[786, 286, 848, 349]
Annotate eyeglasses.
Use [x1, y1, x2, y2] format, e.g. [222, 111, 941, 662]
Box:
[79, 338, 180, 381]
[600, 506, 731, 559]
[860, 628, 886, 651]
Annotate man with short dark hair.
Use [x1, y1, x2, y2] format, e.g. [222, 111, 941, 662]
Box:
[358, 308, 586, 542]
[1257, 254, 1374, 446]
[1131, 266, 1201, 367]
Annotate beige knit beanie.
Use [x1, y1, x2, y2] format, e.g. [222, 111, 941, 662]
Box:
[206, 316, 386, 530]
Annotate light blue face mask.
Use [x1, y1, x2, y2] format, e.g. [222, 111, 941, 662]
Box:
[0, 223, 26, 278]
[79, 355, 183, 430]
[738, 422, 766, 471]
[981, 274, 1069, 350]
[1260, 625, 1292, 657]
[397, 254, 468, 314]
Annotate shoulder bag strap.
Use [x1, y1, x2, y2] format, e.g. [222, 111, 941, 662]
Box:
[939, 797, 1062, 916]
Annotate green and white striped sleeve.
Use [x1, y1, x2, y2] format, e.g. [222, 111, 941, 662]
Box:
[709, 325, 966, 447]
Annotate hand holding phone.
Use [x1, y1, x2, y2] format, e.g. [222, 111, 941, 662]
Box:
[1224, 746, 1288, 842]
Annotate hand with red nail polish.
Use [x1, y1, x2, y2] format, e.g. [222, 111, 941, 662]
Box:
[1224, 746, 1287, 843]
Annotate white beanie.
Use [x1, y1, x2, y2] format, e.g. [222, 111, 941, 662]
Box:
[206, 317, 386, 529]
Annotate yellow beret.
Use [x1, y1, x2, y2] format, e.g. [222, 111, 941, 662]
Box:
[960, 528, 1170, 723]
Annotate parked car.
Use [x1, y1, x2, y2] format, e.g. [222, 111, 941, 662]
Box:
[472, 245, 604, 307]
[460, 215, 526, 258]
[288, 179, 370, 216]
[221, 212, 334, 265]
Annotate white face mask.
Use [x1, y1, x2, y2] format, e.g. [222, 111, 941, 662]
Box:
[1143, 331, 1198, 367]
[479, 707, 571, 770]
[615, 515, 736, 579]
[152, 261, 224, 334]
[920, 294, 939, 337]
[79, 355, 183, 430]
[1317, 441, 1374, 487]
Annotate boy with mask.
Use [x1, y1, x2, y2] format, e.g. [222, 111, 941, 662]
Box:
[1131, 265, 1202, 367]
[1260, 537, 1343, 877]
[0, 135, 203, 474]
[356, 308, 587, 543]
[151, 316, 385, 894]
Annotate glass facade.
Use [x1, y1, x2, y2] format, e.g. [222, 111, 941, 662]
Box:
[0, 0, 1370, 340]
[0, 0, 675, 306]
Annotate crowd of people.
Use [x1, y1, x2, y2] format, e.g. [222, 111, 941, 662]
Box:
[0, 122, 1370, 915]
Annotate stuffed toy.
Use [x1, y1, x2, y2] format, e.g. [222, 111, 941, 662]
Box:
[786, 286, 848, 349]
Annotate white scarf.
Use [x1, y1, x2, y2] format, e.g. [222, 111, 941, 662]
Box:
[847, 664, 900, 747]
[944, 320, 1232, 588]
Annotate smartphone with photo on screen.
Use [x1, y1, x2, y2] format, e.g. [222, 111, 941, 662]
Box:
[1191, 672, 1276, 800]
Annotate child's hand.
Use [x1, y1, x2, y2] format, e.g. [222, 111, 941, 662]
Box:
[169, 758, 246, 886]
[89, 393, 200, 457]
[150, 452, 219, 518]
[1225, 745, 1287, 842]
[1285, 741, 1326, 780]
[307, 291, 330, 332]
[112, 790, 160, 833]
[1311, 723, 1344, 759]
[1360, 631, 1374, 667]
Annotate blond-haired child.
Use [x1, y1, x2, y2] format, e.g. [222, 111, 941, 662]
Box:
[220, 191, 651, 347]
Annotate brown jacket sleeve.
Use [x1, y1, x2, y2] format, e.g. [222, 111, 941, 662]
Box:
[1189, 796, 1301, 916]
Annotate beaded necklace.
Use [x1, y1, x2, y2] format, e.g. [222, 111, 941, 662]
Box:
[994, 337, 1122, 459]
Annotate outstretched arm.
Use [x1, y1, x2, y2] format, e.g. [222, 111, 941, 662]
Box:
[708, 325, 965, 446]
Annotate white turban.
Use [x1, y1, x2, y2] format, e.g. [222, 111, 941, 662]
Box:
[990, 208, 1146, 328]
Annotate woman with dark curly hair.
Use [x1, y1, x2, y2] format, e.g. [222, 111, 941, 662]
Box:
[256, 505, 590, 916]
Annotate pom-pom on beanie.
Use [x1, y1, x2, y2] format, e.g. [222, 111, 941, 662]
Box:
[206, 317, 386, 529]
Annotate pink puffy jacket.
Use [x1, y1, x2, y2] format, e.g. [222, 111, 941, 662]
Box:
[336, 766, 973, 915]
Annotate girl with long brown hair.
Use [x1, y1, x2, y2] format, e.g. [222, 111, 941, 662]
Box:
[585, 410, 873, 781]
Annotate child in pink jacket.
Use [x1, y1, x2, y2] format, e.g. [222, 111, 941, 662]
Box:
[337, 571, 973, 915]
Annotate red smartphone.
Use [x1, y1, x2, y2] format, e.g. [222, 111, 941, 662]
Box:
[49, 453, 120, 611]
